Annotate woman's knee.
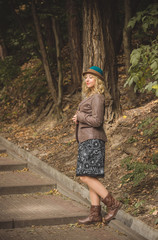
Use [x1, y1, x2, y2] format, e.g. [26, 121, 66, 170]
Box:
[80, 176, 89, 183]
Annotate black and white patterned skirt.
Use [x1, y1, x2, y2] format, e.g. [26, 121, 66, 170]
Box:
[76, 139, 105, 178]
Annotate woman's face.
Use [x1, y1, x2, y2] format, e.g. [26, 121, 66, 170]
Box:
[84, 74, 96, 88]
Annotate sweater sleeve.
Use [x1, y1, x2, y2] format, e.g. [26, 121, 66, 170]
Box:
[77, 94, 105, 127]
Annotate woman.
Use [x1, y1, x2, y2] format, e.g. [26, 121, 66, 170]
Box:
[72, 66, 122, 225]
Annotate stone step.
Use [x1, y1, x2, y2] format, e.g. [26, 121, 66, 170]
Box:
[0, 170, 56, 195]
[0, 157, 27, 171]
[0, 147, 6, 154]
[0, 193, 89, 229]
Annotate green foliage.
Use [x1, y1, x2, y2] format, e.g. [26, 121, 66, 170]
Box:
[120, 193, 131, 207]
[0, 57, 49, 121]
[121, 117, 158, 186]
[127, 4, 158, 32]
[125, 4, 158, 97]
[124, 38, 158, 96]
[134, 200, 145, 209]
[152, 153, 158, 166]
[127, 136, 138, 143]
[133, 200, 146, 216]
[138, 117, 154, 129]
[138, 117, 158, 138]
[0, 56, 21, 88]
[19, 60, 48, 107]
[121, 157, 157, 186]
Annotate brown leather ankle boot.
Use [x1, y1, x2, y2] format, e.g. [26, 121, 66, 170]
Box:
[78, 205, 102, 224]
[102, 193, 122, 223]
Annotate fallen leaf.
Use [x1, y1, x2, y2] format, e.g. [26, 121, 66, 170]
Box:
[153, 210, 158, 216]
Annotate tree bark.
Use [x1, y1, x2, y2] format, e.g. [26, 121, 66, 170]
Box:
[123, 0, 131, 76]
[83, 0, 105, 71]
[0, 38, 7, 60]
[44, 17, 56, 64]
[52, 16, 63, 119]
[123, 0, 139, 106]
[103, 0, 121, 121]
[31, 0, 57, 103]
[67, 0, 82, 89]
[83, 0, 121, 121]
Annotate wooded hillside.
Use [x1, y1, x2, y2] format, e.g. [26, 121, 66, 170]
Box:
[0, 0, 158, 230]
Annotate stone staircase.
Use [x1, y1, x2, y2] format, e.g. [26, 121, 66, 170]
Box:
[0, 145, 89, 229]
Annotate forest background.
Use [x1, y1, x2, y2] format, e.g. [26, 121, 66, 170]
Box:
[0, 0, 158, 230]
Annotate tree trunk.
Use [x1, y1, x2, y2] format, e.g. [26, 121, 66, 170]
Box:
[123, 0, 131, 76]
[83, 0, 121, 122]
[0, 38, 7, 60]
[52, 16, 63, 119]
[31, 0, 57, 103]
[67, 0, 82, 89]
[44, 17, 56, 65]
[83, 0, 105, 71]
[123, 0, 138, 106]
[103, 0, 121, 121]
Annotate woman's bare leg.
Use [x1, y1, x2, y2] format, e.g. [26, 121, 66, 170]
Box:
[89, 187, 100, 205]
[78, 185, 102, 224]
[80, 176, 122, 223]
[80, 176, 108, 199]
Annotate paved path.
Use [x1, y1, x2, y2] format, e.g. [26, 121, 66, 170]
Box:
[0, 145, 147, 240]
[0, 224, 130, 240]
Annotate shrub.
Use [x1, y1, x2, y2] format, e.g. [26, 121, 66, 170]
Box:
[125, 38, 158, 96]
[152, 153, 158, 166]
[138, 117, 158, 138]
[121, 156, 157, 186]
[125, 3, 158, 97]
[0, 56, 21, 88]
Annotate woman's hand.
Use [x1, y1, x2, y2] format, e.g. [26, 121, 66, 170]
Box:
[72, 113, 79, 124]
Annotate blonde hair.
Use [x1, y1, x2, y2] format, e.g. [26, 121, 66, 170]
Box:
[82, 74, 105, 98]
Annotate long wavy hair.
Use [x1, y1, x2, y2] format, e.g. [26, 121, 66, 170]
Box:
[82, 74, 105, 98]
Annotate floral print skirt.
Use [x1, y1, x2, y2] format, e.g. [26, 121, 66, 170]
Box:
[76, 139, 105, 178]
